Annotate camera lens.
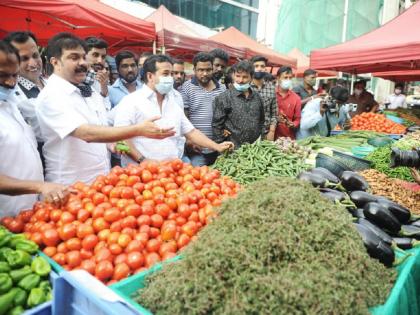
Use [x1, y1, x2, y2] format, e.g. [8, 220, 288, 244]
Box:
[390, 148, 420, 168]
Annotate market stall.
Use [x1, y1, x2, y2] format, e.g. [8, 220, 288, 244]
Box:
[0, 0, 156, 53]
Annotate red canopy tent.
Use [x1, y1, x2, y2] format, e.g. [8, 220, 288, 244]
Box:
[210, 27, 297, 67]
[310, 2, 420, 74]
[0, 0, 155, 53]
[145, 5, 245, 61]
[287, 48, 337, 77]
[372, 70, 420, 82]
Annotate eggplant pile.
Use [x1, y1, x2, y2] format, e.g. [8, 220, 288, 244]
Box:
[298, 168, 418, 267]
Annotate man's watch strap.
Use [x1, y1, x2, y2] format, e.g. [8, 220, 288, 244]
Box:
[136, 156, 145, 163]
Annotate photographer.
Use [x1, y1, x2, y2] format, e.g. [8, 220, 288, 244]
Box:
[297, 86, 351, 139]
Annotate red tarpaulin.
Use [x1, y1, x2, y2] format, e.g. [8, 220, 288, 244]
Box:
[0, 0, 155, 52]
[310, 2, 420, 74]
[145, 5, 245, 61]
[210, 27, 297, 67]
[373, 70, 420, 82]
[287, 48, 337, 77]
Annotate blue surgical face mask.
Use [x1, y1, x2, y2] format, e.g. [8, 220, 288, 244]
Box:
[233, 82, 250, 92]
[0, 85, 15, 101]
[155, 76, 174, 95]
[280, 79, 292, 90]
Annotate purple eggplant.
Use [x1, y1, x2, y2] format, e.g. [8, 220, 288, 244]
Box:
[298, 171, 327, 187]
[376, 197, 411, 224]
[353, 223, 395, 267]
[319, 188, 347, 202]
[392, 237, 419, 250]
[400, 224, 420, 239]
[310, 167, 340, 184]
[363, 202, 401, 234]
[357, 218, 393, 245]
[340, 171, 369, 192]
[348, 208, 365, 219]
[349, 191, 378, 208]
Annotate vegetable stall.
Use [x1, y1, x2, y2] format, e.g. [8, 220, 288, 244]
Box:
[0, 126, 419, 314]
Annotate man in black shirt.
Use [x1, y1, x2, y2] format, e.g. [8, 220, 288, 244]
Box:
[212, 61, 265, 148]
[293, 69, 326, 108]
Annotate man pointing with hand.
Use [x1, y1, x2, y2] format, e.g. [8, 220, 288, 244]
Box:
[36, 33, 174, 185]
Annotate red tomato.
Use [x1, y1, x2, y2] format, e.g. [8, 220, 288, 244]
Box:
[155, 204, 170, 219]
[60, 212, 75, 224]
[109, 243, 123, 255]
[121, 216, 137, 229]
[110, 221, 122, 233]
[53, 253, 66, 265]
[43, 246, 57, 257]
[162, 252, 177, 261]
[121, 187, 134, 199]
[77, 224, 94, 239]
[126, 251, 144, 270]
[161, 224, 176, 241]
[95, 260, 114, 281]
[80, 248, 93, 260]
[117, 234, 132, 248]
[77, 209, 90, 222]
[98, 229, 111, 242]
[66, 250, 82, 268]
[112, 263, 130, 281]
[80, 259, 96, 275]
[92, 218, 110, 233]
[95, 248, 114, 263]
[159, 241, 177, 256]
[146, 239, 161, 253]
[177, 233, 190, 248]
[178, 204, 192, 219]
[145, 252, 160, 268]
[66, 238, 82, 251]
[82, 234, 99, 250]
[125, 239, 143, 253]
[125, 204, 142, 217]
[42, 229, 60, 247]
[127, 175, 141, 187]
[114, 253, 128, 265]
[134, 232, 149, 246]
[137, 215, 151, 227]
[104, 208, 121, 223]
[141, 170, 153, 183]
[150, 214, 163, 228]
[50, 210, 63, 222]
[149, 227, 160, 239]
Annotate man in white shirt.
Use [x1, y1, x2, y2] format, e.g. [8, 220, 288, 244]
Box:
[114, 55, 233, 164]
[36, 33, 175, 185]
[385, 84, 406, 110]
[0, 41, 69, 217]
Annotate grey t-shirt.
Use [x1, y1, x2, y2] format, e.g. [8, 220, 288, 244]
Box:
[293, 84, 317, 101]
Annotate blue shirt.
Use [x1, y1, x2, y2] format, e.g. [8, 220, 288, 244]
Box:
[297, 98, 349, 139]
[108, 78, 142, 108]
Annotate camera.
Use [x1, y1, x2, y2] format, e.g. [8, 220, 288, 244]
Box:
[321, 95, 338, 113]
[390, 147, 420, 168]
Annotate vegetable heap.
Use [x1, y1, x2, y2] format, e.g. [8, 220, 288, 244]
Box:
[366, 145, 414, 182]
[136, 177, 395, 315]
[274, 137, 312, 159]
[213, 139, 309, 185]
[0, 226, 52, 315]
[350, 112, 406, 134]
[1, 160, 240, 285]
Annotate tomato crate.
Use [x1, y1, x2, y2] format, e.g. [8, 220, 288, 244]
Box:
[110, 255, 181, 315]
[52, 269, 139, 315]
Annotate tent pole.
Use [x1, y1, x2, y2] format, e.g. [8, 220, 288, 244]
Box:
[153, 41, 157, 54]
[350, 74, 355, 94]
[338, 0, 349, 80]
[162, 46, 166, 55]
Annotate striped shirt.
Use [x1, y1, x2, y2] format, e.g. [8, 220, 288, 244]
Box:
[180, 77, 226, 141]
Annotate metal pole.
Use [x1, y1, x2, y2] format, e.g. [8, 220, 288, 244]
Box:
[338, 0, 349, 79]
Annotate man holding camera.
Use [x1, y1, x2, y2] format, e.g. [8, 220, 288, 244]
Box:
[297, 86, 351, 139]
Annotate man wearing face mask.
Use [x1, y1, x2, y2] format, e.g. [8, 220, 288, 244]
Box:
[36, 33, 175, 185]
[250, 55, 277, 141]
[0, 40, 72, 216]
[114, 54, 233, 164]
[275, 66, 301, 140]
[213, 61, 265, 148]
[297, 86, 351, 139]
[210, 48, 229, 83]
[385, 84, 406, 110]
[348, 80, 379, 117]
[293, 69, 325, 107]
[108, 51, 142, 109]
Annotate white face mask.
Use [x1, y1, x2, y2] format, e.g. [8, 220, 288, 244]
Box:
[354, 88, 363, 96]
[280, 79, 292, 90]
[155, 76, 174, 95]
[0, 85, 15, 101]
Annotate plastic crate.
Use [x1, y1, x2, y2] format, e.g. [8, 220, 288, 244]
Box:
[332, 150, 372, 171]
[111, 256, 181, 315]
[23, 270, 58, 315]
[315, 153, 353, 177]
[52, 270, 139, 315]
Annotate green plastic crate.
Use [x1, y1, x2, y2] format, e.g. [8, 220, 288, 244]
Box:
[110, 255, 181, 314]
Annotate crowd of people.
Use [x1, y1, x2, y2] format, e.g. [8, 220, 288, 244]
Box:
[0, 31, 407, 217]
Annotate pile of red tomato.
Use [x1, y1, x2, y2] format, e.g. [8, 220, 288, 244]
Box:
[1, 160, 240, 285]
[350, 112, 406, 134]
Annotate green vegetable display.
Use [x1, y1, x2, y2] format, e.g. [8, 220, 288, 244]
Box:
[136, 177, 396, 315]
[213, 139, 309, 185]
[366, 145, 413, 182]
[0, 226, 52, 314]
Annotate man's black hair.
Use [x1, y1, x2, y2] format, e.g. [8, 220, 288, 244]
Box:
[395, 83, 404, 89]
[0, 40, 20, 63]
[47, 32, 88, 60]
[142, 54, 173, 83]
[4, 31, 38, 45]
[173, 59, 184, 66]
[232, 60, 254, 76]
[303, 69, 317, 77]
[84, 37, 108, 52]
[354, 80, 367, 87]
[192, 52, 214, 67]
[210, 48, 229, 63]
[115, 51, 138, 69]
[250, 55, 268, 65]
[277, 66, 292, 76]
[330, 86, 349, 103]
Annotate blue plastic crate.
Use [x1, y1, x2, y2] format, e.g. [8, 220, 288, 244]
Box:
[23, 270, 58, 315]
[53, 270, 139, 315]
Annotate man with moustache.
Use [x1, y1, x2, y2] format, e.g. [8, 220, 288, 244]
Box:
[36, 33, 175, 185]
[84, 37, 110, 98]
[172, 59, 185, 90]
[109, 50, 142, 108]
[180, 52, 226, 166]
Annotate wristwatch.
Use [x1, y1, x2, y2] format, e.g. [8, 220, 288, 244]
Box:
[136, 156, 145, 164]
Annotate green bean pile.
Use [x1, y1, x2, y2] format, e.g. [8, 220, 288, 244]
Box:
[136, 177, 395, 315]
[212, 140, 309, 185]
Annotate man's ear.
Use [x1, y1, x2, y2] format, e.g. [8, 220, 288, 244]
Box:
[49, 57, 58, 68]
